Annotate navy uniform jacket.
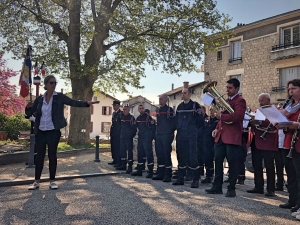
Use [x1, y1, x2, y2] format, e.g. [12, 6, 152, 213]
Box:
[120, 113, 137, 139]
[175, 100, 204, 140]
[203, 117, 219, 147]
[110, 109, 122, 137]
[156, 105, 175, 135]
[198, 113, 208, 139]
[136, 113, 156, 139]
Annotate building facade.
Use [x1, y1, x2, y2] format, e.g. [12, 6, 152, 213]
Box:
[204, 9, 300, 109]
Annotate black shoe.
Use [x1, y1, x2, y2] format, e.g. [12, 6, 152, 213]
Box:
[172, 175, 178, 179]
[152, 175, 164, 180]
[247, 188, 264, 194]
[291, 205, 300, 212]
[275, 186, 284, 191]
[205, 187, 223, 194]
[265, 191, 275, 197]
[131, 170, 142, 176]
[190, 180, 199, 188]
[115, 165, 126, 170]
[108, 161, 116, 165]
[163, 176, 172, 182]
[224, 178, 229, 183]
[226, 189, 236, 197]
[146, 171, 153, 178]
[172, 180, 184, 185]
[126, 166, 132, 174]
[279, 202, 295, 209]
[237, 180, 244, 185]
[172, 170, 178, 175]
[113, 163, 121, 168]
[201, 177, 212, 184]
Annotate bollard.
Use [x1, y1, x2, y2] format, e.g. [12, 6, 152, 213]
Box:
[26, 134, 35, 168]
[94, 135, 100, 162]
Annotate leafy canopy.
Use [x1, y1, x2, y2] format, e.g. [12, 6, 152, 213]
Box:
[0, 0, 231, 94]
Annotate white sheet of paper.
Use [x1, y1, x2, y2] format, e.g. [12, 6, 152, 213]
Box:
[244, 114, 251, 120]
[243, 120, 249, 128]
[254, 109, 266, 121]
[258, 105, 292, 125]
[201, 93, 214, 106]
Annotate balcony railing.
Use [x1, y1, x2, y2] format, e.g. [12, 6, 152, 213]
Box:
[271, 86, 286, 93]
[272, 40, 300, 51]
[228, 57, 242, 63]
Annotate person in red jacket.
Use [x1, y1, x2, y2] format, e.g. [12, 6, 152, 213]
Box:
[205, 78, 246, 197]
[247, 93, 278, 197]
[277, 79, 300, 215]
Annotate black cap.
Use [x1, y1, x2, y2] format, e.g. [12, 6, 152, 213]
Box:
[112, 100, 120, 106]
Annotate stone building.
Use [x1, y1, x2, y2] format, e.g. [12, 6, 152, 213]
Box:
[204, 9, 300, 109]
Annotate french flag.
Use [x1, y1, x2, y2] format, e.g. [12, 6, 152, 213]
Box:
[34, 61, 39, 75]
[19, 45, 32, 98]
[40, 61, 46, 77]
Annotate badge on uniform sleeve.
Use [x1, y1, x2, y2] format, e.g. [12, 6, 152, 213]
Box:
[197, 109, 202, 115]
[150, 120, 154, 124]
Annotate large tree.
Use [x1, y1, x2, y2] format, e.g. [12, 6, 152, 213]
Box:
[0, 0, 231, 144]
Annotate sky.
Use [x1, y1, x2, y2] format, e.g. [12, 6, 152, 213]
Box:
[6, 0, 300, 104]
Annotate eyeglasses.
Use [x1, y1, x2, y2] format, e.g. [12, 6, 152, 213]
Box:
[49, 82, 57, 85]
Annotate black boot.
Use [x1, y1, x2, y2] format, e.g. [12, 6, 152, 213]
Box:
[116, 160, 127, 171]
[146, 165, 154, 178]
[201, 177, 212, 184]
[131, 165, 143, 176]
[172, 168, 185, 185]
[126, 165, 133, 174]
[152, 167, 165, 180]
[190, 168, 200, 188]
[163, 168, 172, 182]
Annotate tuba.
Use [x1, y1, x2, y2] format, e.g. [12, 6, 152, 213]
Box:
[203, 81, 234, 114]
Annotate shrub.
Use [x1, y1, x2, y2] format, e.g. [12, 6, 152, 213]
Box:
[0, 113, 31, 140]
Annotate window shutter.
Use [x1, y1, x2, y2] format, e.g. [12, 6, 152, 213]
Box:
[102, 106, 104, 115]
[90, 122, 93, 133]
[90, 105, 94, 114]
[109, 106, 112, 115]
[101, 122, 104, 132]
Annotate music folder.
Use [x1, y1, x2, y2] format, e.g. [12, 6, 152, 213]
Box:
[258, 104, 292, 125]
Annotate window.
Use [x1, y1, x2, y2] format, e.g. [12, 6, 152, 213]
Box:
[281, 25, 300, 47]
[173, 105, 176, 112]
[217, 51, 222, 61]
[90, 105, 94, 114]
[229, 40, 242, 63]
[101, 122, 111, 133]
[90, 122, 93, 133]
[102, 106, 112, 115]
[230, 74, 242, 94]
[93, 96, 97, 101]
[280, 66, 300, 89]
[173, 94, 176, 100]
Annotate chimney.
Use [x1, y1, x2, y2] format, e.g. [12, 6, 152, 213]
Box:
[183, 81, 189, 88]
[171, 83, 174, 90]
[61, 88, 63, 94]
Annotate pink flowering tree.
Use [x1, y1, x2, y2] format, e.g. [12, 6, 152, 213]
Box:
[0, 55, 26, 116]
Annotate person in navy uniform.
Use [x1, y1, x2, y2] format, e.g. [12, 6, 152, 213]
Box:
[152, 94, 175, 182]
[109, 100, 122, 167]
[115, 105, 137, 174]
[206, 78, 246, 197]
[173, 86, 204, 188]
[131, 104, 156, 178]
[247, 93, 278, 197]
[201, 106, 219, 184]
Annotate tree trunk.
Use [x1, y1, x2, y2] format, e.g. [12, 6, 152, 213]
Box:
[67, 75, 94, 145]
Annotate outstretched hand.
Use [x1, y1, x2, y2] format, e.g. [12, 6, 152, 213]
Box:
[87, 101, 100, 105]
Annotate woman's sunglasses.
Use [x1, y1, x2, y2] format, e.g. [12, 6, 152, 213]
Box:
[49, 82, 58, 85]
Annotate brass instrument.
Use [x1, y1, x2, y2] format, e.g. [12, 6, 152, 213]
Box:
[287, 113, 300, 158]
[259, 123, 275, 140]
[203, 81, 234, 114]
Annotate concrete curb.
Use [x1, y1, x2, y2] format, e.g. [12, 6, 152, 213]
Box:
[0, 148, 111, 165]
[0, 171, 126, 187]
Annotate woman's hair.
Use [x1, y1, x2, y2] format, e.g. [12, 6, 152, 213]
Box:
[44, 75, 56, 90]
[287, 79, 300, 88]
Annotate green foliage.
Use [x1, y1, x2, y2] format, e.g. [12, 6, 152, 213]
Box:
[57, 142, 110, 152]
[0, 113, 31, 140]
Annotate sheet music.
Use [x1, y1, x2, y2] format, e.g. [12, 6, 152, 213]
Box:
[254, 109, 266, 121]
[258, 105, 292, 125]
[201, 93, 215, 106]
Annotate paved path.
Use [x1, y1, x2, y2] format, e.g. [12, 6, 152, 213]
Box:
[0, 151, 298, 224]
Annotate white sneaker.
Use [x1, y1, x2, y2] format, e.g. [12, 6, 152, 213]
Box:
[28, 182, 40, 190]
[292, 209, 300, 217]
[49, 182, 58, 190]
